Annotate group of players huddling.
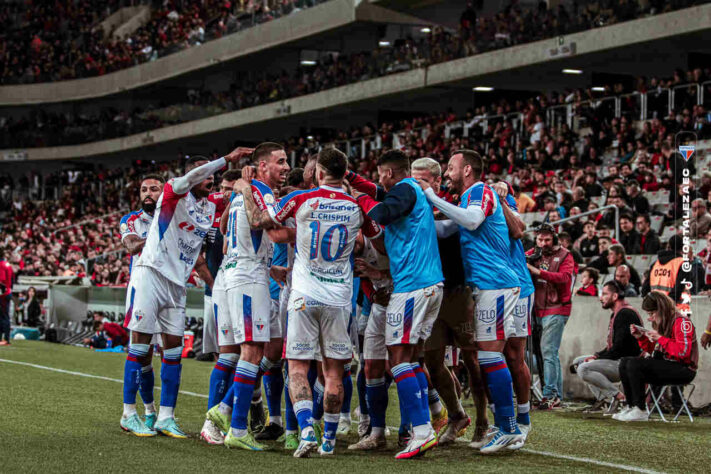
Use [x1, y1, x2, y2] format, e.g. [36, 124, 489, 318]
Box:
[118, 142, 534, 459]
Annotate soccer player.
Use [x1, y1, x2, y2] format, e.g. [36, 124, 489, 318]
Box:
[121, 149, 250, 438]
[418, 149, 523, 453]
[264, 148, 382, 457]
[492, 180, 535, 448]
[409, 158, 475, 443]
[205, 142, 292, 451]
[119, 174, 164, 432]
[200, 169, 241, 445]
[348, 149, 444, 459]
[348, 235, 392, 451]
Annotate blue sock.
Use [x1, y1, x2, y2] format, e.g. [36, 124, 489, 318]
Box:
[220, 381, 235, 408]
[392, 363, 428, 430]
[312, 380, 325, 422]
[139, 365, 155, 405]
[356, 365, 369, 417]
[341, 363, 353, 416]
[307, 364, 318, 386]
[479, 351, 517, 434]
[366, 377, 388, 429]
[284, 376, 299, 431]
[411, 362, 429, 419]
[231, 360, 259, 431]
[208, 354, 238, 409]
[324, 412, 340, 442]
[160, 346, 183, 409]
[260, 357, 284, 419]
[123, 343, 149, 405]
[517, 402, 531, 426]
[294, 399, 314, 432]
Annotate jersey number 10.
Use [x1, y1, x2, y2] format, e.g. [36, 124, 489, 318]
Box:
[309, 222, 349, 261]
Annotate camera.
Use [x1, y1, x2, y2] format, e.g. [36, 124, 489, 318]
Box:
[526, 246, 542, 263]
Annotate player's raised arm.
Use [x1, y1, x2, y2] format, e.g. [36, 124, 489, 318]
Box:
[172, 147, 253, 195]
[120, 213, 145, 256]
[420, 181, 489, 232]
[492, 181, 525, 240]
[345, 170, 386, 200]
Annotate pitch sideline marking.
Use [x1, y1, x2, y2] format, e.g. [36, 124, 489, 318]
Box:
[0, 357, 664, 473]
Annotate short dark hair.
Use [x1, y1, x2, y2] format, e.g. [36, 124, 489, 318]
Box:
[221, 170, 242, 182]
[558, 231, 571, 242]
[637, 213, 651, 225]
[604, 280, 626, 298]
[287, 168, 304, 187]
[583, 267, 600, 284]
[185, 155, 210, 172]
[619, 213, 634, 223]
[454, 149, 484, 178]
[317, 148, 348, 179]
[141, 173, 165, 184]
[608, 244, 626, 257]
[253, 142, 284, 163]
[377, 149, 409, 172]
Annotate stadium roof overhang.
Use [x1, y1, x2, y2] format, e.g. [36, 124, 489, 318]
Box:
[0, 0, 428, 106]
[2, 4, 710, 166]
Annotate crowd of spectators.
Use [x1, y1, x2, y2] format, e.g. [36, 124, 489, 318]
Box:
[0, 0, 326, 85]
[2, 0, 708, 149]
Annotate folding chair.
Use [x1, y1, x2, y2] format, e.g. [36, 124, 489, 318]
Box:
[645, 384, 695, 422]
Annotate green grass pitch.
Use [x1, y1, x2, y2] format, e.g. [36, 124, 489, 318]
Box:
[0, 341, 708, 473]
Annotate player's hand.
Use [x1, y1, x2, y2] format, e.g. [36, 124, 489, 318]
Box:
[224, 147, 254, 164]
[241, 165, 256, 184]
[351, 188, 365, 199]
[646, 329, 661, 343]
[233, 178, 251, 194]
[630, 324, 643, 339]
[701, 331, 711, 350]
[373, 287, 392, 307]
[354, 258, 381, 280]
[527, 263, 540, 277]
[491, 181, 509, 199]
[416, 179, 431, 193]
[269, 266, 291, 288]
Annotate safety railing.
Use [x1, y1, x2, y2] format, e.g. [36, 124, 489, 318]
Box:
[546, 204, 620, 242]
[671, 83, 702, 112]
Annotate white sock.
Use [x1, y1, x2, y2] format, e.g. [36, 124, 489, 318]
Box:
[518, 402, 530, 414]
[340, 413, 351, 422]
[371, 426, 385, 437]
[412, 422, 433, 439]
[144, 401, 156, 415]
[231, 427, 248, 437]
[270, 415, 283, 427]
[123, 403, 137, 418]
[157, 406, 174, 421]
[360, 413, 371, 423]
[286, 429, 298, 435]
[430, 400, 443, 416]
[218, 402, 232, 416]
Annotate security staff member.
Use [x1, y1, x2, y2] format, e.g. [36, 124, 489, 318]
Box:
[641, 235, 692, 305]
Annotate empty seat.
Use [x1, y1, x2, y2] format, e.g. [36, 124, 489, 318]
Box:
[661, 226, 677, 241]
[650, 215, 664, 233]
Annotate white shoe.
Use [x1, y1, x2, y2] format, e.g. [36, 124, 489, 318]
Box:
[199, 419, 225, 445]
[612, 406, 633, 421]
[507, 424, 530, 450]
[293, 429, 319, 458]
[348, 432, 387, 451]
[395, 430, 438, 459]
[479, 429, 524, 454]
[357, 414, 371, 439]
[337, 417, 351, 436]
[318, 439, 336, 456]
[616, 406, 649, 422]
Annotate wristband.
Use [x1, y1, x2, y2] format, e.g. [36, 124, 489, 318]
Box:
[705, 329, 711, 336]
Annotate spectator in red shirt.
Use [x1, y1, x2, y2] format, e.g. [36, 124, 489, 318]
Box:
[0, 253, 15, 345]
[84, 320, 129, 348]
[576, 267, 599, 297]
[615, 291, 699, 422]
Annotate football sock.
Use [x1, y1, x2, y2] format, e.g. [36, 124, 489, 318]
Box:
[479, 351, 517, 434]
[356, 364, 369, 417]
[260, 357, 284, 421]
[392, 363, 429, 437]
[341, 362, 353, 417]
[412, 362, 430, 418]
[123, 343, 149, 417]
[158, 346, 183, 421]
[208, 353, 238, 410]
[366, 377, 388, 430]
[517, 402, 531, 426]
[230, 360, 259, 432]
[312, 380, 325, 422]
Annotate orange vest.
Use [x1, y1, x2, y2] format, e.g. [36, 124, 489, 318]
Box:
[649, 257, 683, 294]
[649, 257, 690, 311]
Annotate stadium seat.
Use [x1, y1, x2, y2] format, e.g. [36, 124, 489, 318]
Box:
[661, 226, 678, 241]
[692, 239, 706, 254]
[653, 203, 671, 214]
[590, 196, 605, 207]
[650, 215, 664, 233]
[646, 384, 695, 422]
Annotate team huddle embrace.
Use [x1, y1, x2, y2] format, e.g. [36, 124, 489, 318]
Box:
[118, 142, 534, 460]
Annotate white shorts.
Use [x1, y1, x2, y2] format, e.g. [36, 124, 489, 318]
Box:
[226, 282, 272, 345]
[126, 266, 186, 337]
[348, 311, 359, 354]
[363, 303, 387, 360]
[473, 287, 519, 342]
[511, 293, 533, 338]
[202, 295, 219, 354]
[444, 346, 460, 367]
[385, 284, 443, 346]
[285, 290, 352, 360]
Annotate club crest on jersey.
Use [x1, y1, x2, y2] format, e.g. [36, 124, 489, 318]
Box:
[221, 325, 230, 336]
[264, 193, 275, 205]
[120, 222, 128, 233]
[134, 310, 145, 322]
[256, 321, 265, 332]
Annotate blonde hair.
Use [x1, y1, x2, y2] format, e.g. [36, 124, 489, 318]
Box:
[411, 157, 442, 177]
